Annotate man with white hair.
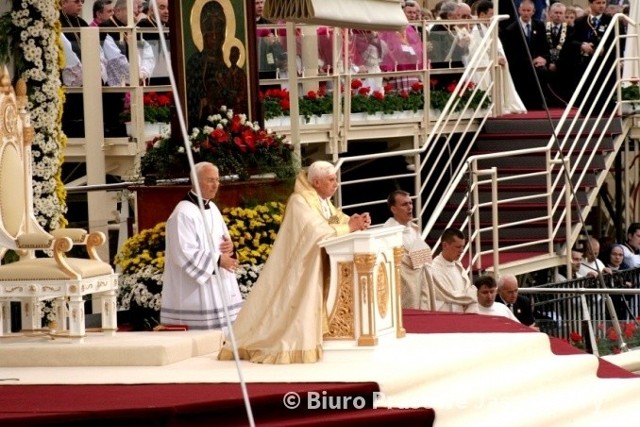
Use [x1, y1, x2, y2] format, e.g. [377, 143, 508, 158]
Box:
[161, 162, 243, 331]
[496, 273, 537, 328]
[219, 161, 372, 364]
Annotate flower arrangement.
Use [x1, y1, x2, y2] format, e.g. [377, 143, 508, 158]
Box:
[0, 1, 67, 231]
[350, 79, 384, 114]
[223, 201, 285, 264]
[114, 201, 286, 327]
[141, 105, 298, 181]
[114, 222, 166, 330]
[223, 201, 286, 298]
[122, 91, 173, 124]
[429, 79, 491, 112]
[260, 88, 290, 120]
[569, 320, 640, 356]
[299, 87, 333, 122]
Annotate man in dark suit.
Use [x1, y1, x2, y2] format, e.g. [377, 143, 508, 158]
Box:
[496, 274, 538, 328]
[514, 0, 547, 21]
[501, 0, 550, 110]
[545, 2, 572, 106]
[564, 0, 617, 112]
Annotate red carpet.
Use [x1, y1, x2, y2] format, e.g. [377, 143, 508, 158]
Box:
[1, 310, 636, 425]
[403, 310, 637, 379]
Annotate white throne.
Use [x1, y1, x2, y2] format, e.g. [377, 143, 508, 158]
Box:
[319, 225, 406, 347]
[0, 72, 118, 343]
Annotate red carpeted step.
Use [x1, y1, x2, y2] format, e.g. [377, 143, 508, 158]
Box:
[402, 310, 638, 379]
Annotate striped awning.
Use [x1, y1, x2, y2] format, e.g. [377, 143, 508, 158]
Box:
[263, 0, 408, 31]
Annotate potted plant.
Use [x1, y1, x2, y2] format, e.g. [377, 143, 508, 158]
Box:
[260, 88, 291, 121]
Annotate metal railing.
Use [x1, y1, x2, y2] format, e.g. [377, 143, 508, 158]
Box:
[519, 267, 640, 357]
[421, 13, 638, 276]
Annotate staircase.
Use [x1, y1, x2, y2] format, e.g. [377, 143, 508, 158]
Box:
[426, 108, 627, 275]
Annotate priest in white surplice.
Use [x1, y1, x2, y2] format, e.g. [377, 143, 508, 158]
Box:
[430, 228, 478, 313]
[160, 162, 243, 331]
[383, 190, 436, 310]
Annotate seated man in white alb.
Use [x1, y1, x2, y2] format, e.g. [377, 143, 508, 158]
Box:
[383, 190, 436, 310]
[474, 275, 520, 322]
[430, 227, 478, 313]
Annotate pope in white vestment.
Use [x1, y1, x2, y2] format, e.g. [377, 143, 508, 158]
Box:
[218, 161, 371, 363]
[160, 163, 243, 331]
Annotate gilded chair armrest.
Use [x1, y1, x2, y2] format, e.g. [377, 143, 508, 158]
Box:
[51, 228, 88, 244]
[86, 231, 107, 262]
[52, 236, 81, 280]
[16, 233, 54, 249]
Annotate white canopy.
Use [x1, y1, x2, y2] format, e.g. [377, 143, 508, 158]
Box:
[263, 0, 408, 31]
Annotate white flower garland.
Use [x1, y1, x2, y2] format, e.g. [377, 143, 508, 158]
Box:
[12, 0, 67, 230]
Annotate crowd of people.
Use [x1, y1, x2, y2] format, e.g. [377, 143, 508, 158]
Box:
[59, 0, 169, 137]
[256, 0, 631, 114]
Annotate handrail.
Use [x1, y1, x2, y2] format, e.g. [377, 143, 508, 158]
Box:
[518, 265, 640, 356]
[336, 15, 504, 220]
[431, 13, 638, 274]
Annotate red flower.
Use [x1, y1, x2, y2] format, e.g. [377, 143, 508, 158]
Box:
[241, 129, 256, 151]
[351, 79, 363, 90]
[307, 90, 318, 100]
[446, 81, 458, 93]
[156, 94, 172, 107]
[230, 115, 243, 133]
[279, 98, 290, 110]
[212, 128, 228, 143]
[233, 136, 247, 152]
[607, 327, 619, 342]
[358, 87, 370, 96]
[383, 83, 394, 93]
[372, 90, 384, 101]
[399, 90, 409, 98]
[412, 81, 424, 92]
[570, 332, 583, 343]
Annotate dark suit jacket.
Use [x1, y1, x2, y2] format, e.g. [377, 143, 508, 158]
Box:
[501, 19, 549, 109]
[495, 294, 535, 326]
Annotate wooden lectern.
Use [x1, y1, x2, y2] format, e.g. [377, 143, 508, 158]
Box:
[319, 225, 406, 348]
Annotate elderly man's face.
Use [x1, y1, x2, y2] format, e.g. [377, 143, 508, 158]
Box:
[196, 165, 221, 200]
[550, 6, 565, 24]
[498, 278, 518, 304]
[313, 172, 338, 199]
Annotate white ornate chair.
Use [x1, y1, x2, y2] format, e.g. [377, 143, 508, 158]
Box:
[0, 71, 118, 343]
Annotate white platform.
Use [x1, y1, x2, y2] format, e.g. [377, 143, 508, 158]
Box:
[0, 330, 224, 366]
[2, 330, 640, 426]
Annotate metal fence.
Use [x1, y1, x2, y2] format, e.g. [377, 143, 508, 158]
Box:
[519, 267, 640, 356]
